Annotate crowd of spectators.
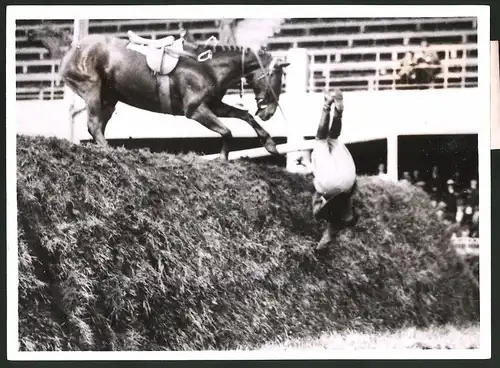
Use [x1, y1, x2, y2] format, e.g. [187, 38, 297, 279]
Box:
[377, 164, 479, 239]
[397, 39, 442, 89]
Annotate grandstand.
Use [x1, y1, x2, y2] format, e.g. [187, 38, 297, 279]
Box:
[15, 17, 478, 100]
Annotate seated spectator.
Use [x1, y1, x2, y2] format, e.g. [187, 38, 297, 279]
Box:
[398, 51, 416, 87]
[413, 39, 441, 88]
[179, 25, 196, 44]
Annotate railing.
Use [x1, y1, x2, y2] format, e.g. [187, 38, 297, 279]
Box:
[15, 43, 478, 100]
[305, 43, 478, 91]
[281, 17, 476, 30]
[16, 28, 477, 60]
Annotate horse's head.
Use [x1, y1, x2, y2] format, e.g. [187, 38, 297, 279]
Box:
[247, 55, 290, 121]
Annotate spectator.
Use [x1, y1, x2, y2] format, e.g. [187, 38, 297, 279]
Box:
[398, 51, 416, 87]
[377, 163, 390, 179]
[442, 179, 458, 223]
[452, 171, 464, 191]
[462, 179, 479, 236]
[400, 171, 412, 183]
[179, 25, 196, 45]
[435, 200, 447, 222]
[468, 179, 479, 208]
[471, 207, 479, 238]
[413, 39, 441, 88]
[217, 19, 239, 45]
[426, 165, 442, 205]
[412, 169, 426, 188]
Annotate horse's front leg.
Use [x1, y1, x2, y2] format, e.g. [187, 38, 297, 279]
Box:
[211, 102, 279, 156]
[188, 102, 233, 161]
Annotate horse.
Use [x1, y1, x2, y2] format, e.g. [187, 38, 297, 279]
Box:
[27, 25, 290, 161]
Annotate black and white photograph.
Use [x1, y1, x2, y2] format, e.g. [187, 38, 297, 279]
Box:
[7, 5, 491, 360]
[492, 40, 499, 150]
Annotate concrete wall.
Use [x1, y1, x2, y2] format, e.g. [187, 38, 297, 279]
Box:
[16, 88, 480, 145]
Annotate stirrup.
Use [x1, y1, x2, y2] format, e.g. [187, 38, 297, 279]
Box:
[204, 36, 219, 47]
[197, 50, 213, 62]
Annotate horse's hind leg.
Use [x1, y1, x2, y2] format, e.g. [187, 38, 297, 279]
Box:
[188, 102, 233, 161]
[65, 76, 108, 145]
[100, 95, 118, 137]
[84, 83, 108, 146]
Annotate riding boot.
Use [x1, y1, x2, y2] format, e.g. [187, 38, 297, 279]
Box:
[342, 193, 357, 227]
[316, 222, 337, 250]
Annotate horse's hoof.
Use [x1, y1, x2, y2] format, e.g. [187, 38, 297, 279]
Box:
[219, 153, 229, 161]
[314, 241, 331, 252]
[264, 139, 280, 156]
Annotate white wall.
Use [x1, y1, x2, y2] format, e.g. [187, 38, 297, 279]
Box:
[16, 88, 480, 145]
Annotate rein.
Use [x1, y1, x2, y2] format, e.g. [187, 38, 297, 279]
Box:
[251, 49, 287, 121]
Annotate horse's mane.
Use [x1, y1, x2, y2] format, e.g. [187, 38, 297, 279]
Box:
[194, 43, 269, 57]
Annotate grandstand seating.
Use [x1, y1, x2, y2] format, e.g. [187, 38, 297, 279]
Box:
[15, 17, 478, 100]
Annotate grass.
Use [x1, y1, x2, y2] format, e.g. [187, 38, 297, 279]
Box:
[255, 323, 479, 351]
[17, 135, 479, 351]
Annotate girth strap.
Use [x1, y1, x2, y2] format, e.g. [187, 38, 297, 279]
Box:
[157, 75, 173, 114]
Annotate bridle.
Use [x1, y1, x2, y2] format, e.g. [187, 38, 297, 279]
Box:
[239, 47, 287, 120]
[196, 33, 287, 119]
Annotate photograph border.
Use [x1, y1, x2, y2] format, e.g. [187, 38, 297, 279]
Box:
[6, 4, 492, 361]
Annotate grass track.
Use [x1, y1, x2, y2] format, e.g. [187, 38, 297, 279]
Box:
[255, 324, 479, 350]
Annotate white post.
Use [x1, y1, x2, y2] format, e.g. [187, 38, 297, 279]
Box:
[491, 41, 500, 150]
[285, 47, 309, 173]
[66, 19, 89, 143]
[387, 133, 398, 182]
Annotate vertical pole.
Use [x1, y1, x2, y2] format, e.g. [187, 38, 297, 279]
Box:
[66, 19, 89, 143]
[50, 63, 55, 100]
[285, 47, 309, 173]
[491, 41, 500, 150]
[387, 133, 398, 182]
[444, 46, 449, 89]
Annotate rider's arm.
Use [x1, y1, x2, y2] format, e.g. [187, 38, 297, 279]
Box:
[296, 155, 314, 174]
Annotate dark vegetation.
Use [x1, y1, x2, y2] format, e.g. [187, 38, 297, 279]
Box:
[17, 135, 479, 351]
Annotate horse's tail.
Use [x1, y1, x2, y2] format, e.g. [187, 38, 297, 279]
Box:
[59, 40, 99, 89]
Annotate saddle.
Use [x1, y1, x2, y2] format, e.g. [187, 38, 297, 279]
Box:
[127, 30, 185, 75]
